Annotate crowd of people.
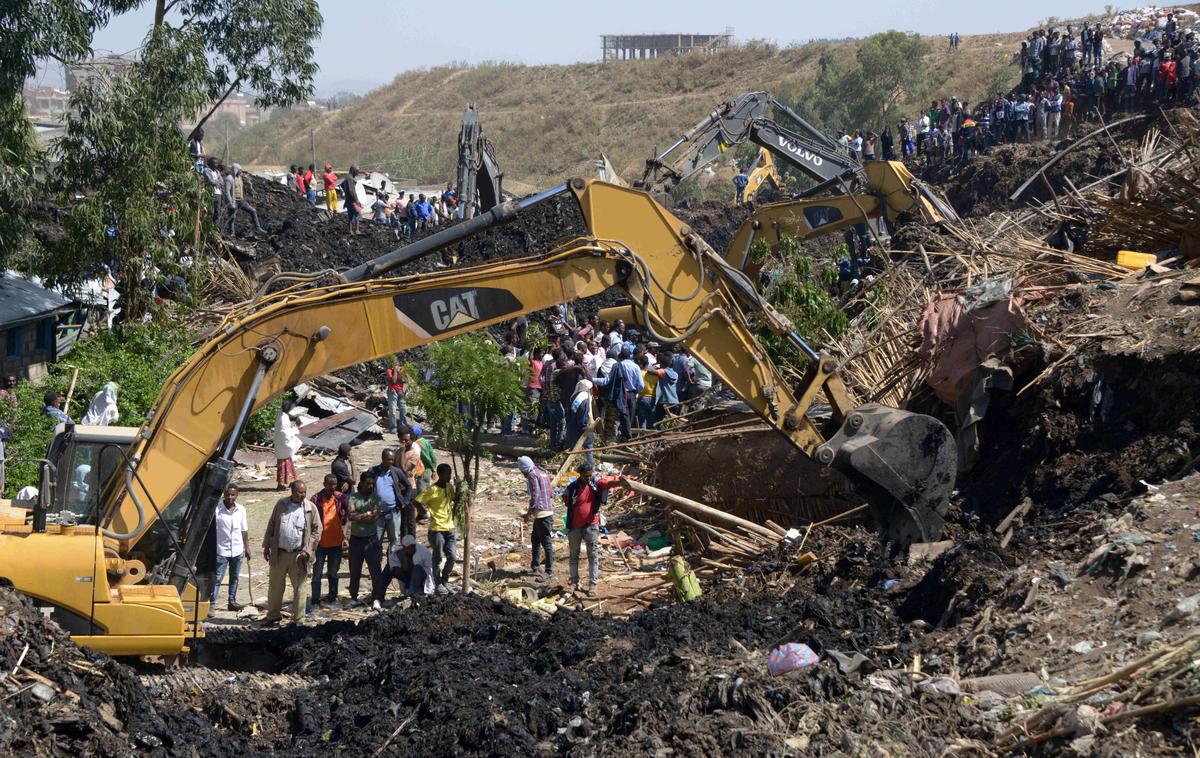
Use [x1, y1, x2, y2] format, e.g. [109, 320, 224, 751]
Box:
[186, 130, 463, 239]
[753, 14, 1200, 182]
[498, 308, 714, 468]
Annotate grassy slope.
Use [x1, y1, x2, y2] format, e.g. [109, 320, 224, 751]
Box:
[233, 30, 1029, 190]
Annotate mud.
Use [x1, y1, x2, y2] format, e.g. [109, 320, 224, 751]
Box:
[0, 584, 244, 757]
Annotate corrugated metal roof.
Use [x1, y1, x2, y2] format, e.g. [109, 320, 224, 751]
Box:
[0, 275, 72, 325]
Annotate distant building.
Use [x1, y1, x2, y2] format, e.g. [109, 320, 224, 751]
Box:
[64, 54, 135, 90]
[22, 87, 70, 122]
[601, 30, 734, 60]
[0, 275, 74, 381]
[197, 91, 262, 128]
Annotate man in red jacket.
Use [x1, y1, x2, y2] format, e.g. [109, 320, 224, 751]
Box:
[563, 462, 619, 595]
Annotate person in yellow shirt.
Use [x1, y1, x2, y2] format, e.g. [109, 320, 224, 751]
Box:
[416, 463, 457, 593]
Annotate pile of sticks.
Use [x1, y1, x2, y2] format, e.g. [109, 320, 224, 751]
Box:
[993, 628, 1200, 751]
[620, 479, 816, 576]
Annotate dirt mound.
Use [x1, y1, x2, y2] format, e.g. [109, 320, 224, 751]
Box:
[216, 574, 991, 756]
[962, 275, 1200, 520]
[920, 139, 1123, 217]
[0, 584, 244, 756]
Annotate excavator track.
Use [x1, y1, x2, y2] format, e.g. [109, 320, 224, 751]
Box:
[139, 667, 316, 696]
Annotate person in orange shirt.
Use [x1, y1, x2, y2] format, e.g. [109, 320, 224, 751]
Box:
[310, 473, 348, 609]
[303, 163, 317, 205]
[322, 163, 339, 213]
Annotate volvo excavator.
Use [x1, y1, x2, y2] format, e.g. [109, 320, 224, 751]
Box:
[455, 104, 504, 219]
[0, 179, 956, 658]
[637, 91, 957, 248]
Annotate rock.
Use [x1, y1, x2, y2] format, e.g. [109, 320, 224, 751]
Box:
[1137, 630, 1162, 647]
[1070, 640, 1095, 654]
[29, 682, 55, 702]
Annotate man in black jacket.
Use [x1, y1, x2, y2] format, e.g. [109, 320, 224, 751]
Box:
[368, 448, 413, 549]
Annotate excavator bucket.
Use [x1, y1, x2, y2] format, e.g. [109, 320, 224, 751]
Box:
[815, 403, 957, 550]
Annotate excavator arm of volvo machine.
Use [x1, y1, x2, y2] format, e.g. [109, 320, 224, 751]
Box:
[0, 179, 954, 657]
[456, 104, 504, 219]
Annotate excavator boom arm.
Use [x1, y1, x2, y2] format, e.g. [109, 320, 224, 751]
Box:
[106, 179, 954, 568]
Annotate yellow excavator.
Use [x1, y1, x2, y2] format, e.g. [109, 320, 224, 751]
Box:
[636, 91, 957, 263]
[0, 179, 956, 657]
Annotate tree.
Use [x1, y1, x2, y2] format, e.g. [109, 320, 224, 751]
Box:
[408, 335, 526, 592]
[45, 27, 211, 313]
[150, 0, 322, 137]
[0, 1, 139, 270]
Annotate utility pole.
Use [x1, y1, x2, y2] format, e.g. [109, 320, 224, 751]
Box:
[310, 129, 316, 168]
[224, 119, 229, 165]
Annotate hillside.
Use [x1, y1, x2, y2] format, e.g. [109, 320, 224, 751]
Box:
[231, 29, 1028, 190]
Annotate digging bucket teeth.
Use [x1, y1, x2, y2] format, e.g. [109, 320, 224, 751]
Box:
[815, 403, 957, 548]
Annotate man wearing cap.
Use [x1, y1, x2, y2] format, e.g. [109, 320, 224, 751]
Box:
[386, 534, 435, 596]
[563, 462, 620, 595]
[517, 456, 554, 577]
[413, 424, 436, 494]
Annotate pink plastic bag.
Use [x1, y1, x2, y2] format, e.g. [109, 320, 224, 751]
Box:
[768, 643, 820, 676]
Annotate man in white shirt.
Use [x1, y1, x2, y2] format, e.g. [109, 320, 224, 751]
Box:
[213, 485, 249, 611]
[387, 534, 434, 596]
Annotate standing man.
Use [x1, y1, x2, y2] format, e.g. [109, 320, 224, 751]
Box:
[223, 164, 268, 236]
[346, 472, 384, 610]
[304, 164, 317, 205]
[417, 462, 457, 593]
[732, 167, 749, 205]
[331, 442, 356, 493]
[212, 484, 248, 612]
[262, 480, 321, 624]
[517, 456, 554, 577]
[412, 424, 436, 496]
[384, 360, 407, 433]
[322, 163, 339, 213]
[338, 165, 363, 235]
[369, 448, 412, 546]
[398, 426, 427, 524]
[563, 462, 619, 596]
[310, 473, 348, 609]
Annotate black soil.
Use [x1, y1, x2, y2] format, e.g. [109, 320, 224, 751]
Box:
[0, 583, 244, 756]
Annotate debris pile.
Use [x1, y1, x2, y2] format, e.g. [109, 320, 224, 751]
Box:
[1102, 5, 1199, 40]
[0, 584, 244, 756]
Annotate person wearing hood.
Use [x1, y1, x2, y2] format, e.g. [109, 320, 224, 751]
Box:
[322, 163, 339, 213]
[517, 456, 554, 577]
[339, 165, 364, 235]
[81, 381, 119, 426]
[565, 378, 595, 468]
[273, 399, 302, 490]
[223, 163, 267, 236]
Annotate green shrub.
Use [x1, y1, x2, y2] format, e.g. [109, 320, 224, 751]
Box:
[5, 318, 195, 494]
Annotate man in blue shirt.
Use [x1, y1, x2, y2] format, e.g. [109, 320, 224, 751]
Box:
[43, 391, 71, 425]
[733, 168, 750, 204]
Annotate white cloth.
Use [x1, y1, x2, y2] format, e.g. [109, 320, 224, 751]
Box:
[215, 502, 248, 557]
[81, 382, 119, 426]
[388, 542, 435, 594]
[273, 411, 302, 459]
[277, 500, 306, 551]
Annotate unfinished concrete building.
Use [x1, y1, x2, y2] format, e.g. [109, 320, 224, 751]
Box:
[601, 30, 733, 60]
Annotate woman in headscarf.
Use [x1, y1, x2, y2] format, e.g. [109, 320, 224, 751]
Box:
[565, 379, 595, 469]
[273, 399, 302, 490]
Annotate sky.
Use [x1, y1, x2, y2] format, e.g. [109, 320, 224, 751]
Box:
[35, 0, 1112, 94]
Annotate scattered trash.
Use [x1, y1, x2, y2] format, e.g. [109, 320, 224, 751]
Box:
[768, 643, 820, 676]
[1070, 640, 1095, 654]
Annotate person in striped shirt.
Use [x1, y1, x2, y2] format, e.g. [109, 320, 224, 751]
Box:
[518, 456, 554, 577]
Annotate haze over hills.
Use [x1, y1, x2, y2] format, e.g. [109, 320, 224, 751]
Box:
[230, 27, 1030, 191]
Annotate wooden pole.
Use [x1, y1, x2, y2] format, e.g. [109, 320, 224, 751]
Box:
[621, 478, 780, 542]
[62, 366, 80, 416]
